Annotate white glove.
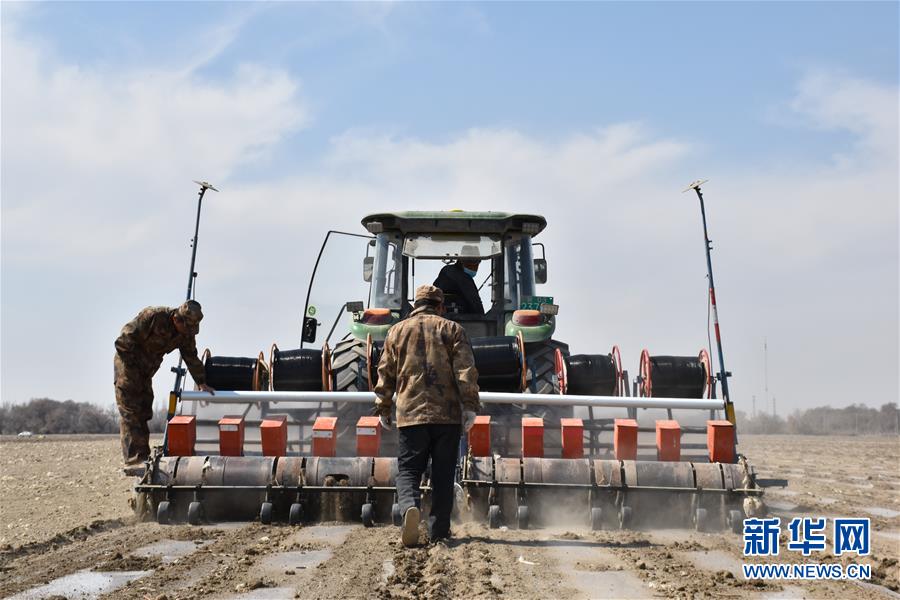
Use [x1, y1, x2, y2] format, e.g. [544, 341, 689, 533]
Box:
[379, 414, 392, 430]
[463, 411, 477, 432]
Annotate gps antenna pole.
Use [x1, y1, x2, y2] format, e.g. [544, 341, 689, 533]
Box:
[168, 181, 218, 423]
[682, 180, 734, 425]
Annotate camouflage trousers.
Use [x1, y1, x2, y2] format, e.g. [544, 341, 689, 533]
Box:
[114, 353, 155, 465]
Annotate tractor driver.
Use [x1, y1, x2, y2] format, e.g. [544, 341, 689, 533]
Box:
[433, 246, 485, 314]
[114, 300, 215, 467]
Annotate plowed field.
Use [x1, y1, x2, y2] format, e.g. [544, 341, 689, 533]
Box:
[1, 434, 898, 599]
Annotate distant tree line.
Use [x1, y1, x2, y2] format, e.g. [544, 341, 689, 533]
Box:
[736, 403, 899, 435]
[2, 398, 898, 437]
[0, 398, 167, 435]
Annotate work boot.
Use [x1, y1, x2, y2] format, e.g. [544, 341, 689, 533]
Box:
[401, 506, 420, 547]
[123, 456, 147, 477]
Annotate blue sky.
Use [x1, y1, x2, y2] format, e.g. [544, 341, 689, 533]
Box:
[2, 2, 897, 413]
[18, 2, 898, 163]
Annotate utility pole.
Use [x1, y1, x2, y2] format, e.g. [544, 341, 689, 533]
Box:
[752, 395, 756, 418]
[764, 337, 769, 416]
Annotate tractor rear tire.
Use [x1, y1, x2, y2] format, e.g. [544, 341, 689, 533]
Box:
[523, 339, 569, 395]
[522, 339, 573, 451]
[329, 338, 385, 453]
[331, 339, 370, 392]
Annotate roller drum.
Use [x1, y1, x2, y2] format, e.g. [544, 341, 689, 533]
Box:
[303, 457, 373, 522]
[471, 336, 524, 393]
[462, 456, 520, 524]
[642, 353, 707, 399]
[204, 355, 264, 391]
[272, 348, 323, 391]
[693, 462, 727, 526]
[620, 460, 696, 528]
[591, 460, 624, 529]
[148, 456, 277, 522]
[521, 458, 592, 528]
[565, 354, 618, 396]
[368, 457, 399, 522]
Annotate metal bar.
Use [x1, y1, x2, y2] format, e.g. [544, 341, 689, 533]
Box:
[459, 480, 763, 494]
[136, 485, 396, 492]
[180, 390, 725, 410]
[137, 481, 763, 495]
[756, 478, 789, 488]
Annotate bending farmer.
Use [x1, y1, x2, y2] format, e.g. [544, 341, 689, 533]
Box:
[374, 285, 480, 546]
[114, 300, 215, 466]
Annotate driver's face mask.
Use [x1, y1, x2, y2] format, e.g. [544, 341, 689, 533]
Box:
[463, 267, 477, 278]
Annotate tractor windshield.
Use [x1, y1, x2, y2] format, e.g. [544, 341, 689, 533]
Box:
[504, 235, 536, 309]
[371, 232, 403, 310]
[402, 234, 501, 259]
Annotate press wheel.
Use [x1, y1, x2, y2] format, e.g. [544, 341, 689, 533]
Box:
[619, 505, 633, 529]
[156, 501, 171, 525]
[361, 503, 374, 527]
[289, 503, 303, 526]
[516, 505, 529, 530]
[488, 505, 501, 529]
[694, 507, 709, 532]
[187, 501, 203, 525]
[728, 509, 743, 534]
[260, 502, 274, 525]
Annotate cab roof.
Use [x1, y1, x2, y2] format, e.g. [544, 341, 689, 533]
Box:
[361, 211, 547, 236]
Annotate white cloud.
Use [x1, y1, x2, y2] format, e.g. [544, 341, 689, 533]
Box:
[1, 12, 308, 263]
[790, 69, 899, 165]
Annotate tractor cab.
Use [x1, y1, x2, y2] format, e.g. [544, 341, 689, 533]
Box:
[359, 211, 553, 341]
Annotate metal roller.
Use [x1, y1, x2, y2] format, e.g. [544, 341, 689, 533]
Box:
[303, 457, 373, 522]
[461, 456, 517, 528]
[592, 459, 625, 530]
[521, 458, 592, 529]
[369, 457, 399, 523]
[692, 462, 727, 531]
[274, 456, 306, 487]
[620, 460, 696, 528]
[146, 456, 277, 523]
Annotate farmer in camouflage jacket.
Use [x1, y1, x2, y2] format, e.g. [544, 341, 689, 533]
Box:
[114, 300, 215, 465]
[374, 284, 480, 546]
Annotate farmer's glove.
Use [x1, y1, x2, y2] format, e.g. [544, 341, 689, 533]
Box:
[463, 411, 477, 433]
[198, 383, 216, 395]
[379, 414, 392, 430]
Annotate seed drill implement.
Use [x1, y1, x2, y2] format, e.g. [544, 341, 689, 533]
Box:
[135, 200, 778, 531]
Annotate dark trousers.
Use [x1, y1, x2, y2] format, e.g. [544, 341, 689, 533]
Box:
[114, 354, 154, 464]
[397, 424, 461, 540]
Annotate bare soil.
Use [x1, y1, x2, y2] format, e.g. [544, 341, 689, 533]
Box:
[1, 434, 898, 599]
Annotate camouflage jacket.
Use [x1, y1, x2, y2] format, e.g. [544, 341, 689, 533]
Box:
[114, 306, 206, 384]
[374, 306, 480, 427]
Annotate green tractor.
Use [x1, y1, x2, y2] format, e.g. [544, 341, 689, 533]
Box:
[301, 211, 591, 450]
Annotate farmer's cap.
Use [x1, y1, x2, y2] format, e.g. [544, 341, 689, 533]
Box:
[176, 300, 203, 334]
[414, 285, 444, 304]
